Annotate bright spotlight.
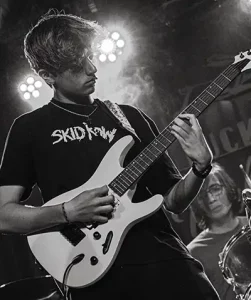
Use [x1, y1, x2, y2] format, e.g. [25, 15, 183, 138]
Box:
[18, 74, 53, 109]
[34, 80, 42, 88]
[99, 54, 107, 62]
[96, 27, 131, 65]
[27, 85, 35, 92]
[23, 92, 31, 100]
[19, 84, 27, 92]
[27, 76, 35, 84]
[32, 90, 40, 98]
[111, 32, 120, 40]
[117, 39, 125, 48]
[100, 39, 115, 54]
[108, 53, 117, 62]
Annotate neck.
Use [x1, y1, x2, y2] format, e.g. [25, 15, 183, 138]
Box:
[54, 91, 94, 105]
[208, 213, 239, 234]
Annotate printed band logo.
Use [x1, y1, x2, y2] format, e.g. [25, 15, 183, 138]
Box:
[52, 122, 117, 145]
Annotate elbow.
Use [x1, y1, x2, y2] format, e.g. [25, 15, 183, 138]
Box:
[171, 207, 186, 215]
[163, 202, 186, 215]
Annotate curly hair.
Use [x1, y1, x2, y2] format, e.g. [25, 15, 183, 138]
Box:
[24, 9, 106, 77]
[191, 162, 243, 230]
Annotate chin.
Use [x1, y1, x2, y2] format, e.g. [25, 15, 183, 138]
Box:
[212, 209, 230, 219]
[84, 86, 95, 95]
[78, 89, 95, 99]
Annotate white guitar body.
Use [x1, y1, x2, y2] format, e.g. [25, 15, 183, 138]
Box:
[28, 135, 164, 288]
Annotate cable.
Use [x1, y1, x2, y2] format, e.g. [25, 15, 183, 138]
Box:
[62, 254, 85, 300]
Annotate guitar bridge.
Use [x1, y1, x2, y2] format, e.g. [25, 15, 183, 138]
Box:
[60, 224, 86, 246]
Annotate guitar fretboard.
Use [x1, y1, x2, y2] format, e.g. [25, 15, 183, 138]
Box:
[109, 58, 249, 196]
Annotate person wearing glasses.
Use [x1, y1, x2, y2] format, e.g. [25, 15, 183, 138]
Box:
[187, 162, 247, 300]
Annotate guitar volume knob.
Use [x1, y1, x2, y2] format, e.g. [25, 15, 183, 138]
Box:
[90, 256, 98, 265]
[93, 231, 101, 240]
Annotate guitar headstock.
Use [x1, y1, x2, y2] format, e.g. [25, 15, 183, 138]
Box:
[234, 49, 251, 72]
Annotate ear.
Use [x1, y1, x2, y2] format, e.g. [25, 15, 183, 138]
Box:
[38, 69, 55, 86]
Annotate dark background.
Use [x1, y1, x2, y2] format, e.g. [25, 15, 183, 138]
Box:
[0, 0, 251, 287]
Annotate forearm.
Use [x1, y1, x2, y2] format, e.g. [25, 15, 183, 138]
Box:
[0, 202, 66, 234]
[164, 168, 204, 214]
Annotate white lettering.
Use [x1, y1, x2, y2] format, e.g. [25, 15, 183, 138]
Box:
[52, 130, 63, 145]
[84, 123, 98, 140]
[96, 127, 117, 142]
[237, 118, 251, 147]
[74, 126, 86, 141]
[219, 127, 239, 152]
[61, 128, 74, 143]
[51, 123, 117, 145]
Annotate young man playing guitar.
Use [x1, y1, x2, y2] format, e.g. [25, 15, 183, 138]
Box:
[0, 10, 219, 299]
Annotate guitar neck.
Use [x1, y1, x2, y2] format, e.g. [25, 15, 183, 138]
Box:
[109, 58, 250, 196]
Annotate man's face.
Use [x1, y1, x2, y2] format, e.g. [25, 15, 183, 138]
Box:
[199, 175, 232, 221]
[53, 49, 98, 103]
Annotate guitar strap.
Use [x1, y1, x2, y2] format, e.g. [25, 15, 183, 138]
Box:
[103, 100, 140, 141]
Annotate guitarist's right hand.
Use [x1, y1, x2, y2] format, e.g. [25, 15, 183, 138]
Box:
[63, 185, 115, 224]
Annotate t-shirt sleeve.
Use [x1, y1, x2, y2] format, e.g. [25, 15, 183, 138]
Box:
[0, 116, 36, 200]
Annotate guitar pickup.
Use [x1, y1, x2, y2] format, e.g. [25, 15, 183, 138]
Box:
[102, 231, 113, 254]
[60, 224, 86, 246]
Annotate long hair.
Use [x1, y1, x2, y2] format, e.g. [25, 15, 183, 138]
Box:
[24, 9, 106, 77]
[191, 162, 242, 230]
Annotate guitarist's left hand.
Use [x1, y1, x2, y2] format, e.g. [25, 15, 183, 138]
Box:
[171, 113, 213, 171]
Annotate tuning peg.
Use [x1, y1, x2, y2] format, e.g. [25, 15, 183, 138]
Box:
[240, 52, 244, 58]
[248, 49, 251, 55]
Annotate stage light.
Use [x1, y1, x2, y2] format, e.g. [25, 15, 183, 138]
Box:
[100, 39, 115, 54]
[98, 30, 128, 64]
[23, 92, 31, 100]
[19, 83, 27, 92]
[34, 80, 42, 88]
[111, 32, 120, 40]
[108, 53, 117, 62]
[27, 85, 35, 92]
[99, 54, 107, 62]
[32, 90, 40, 98]
[18, 74, 44, 101]
[19, 75, 44, 101]
[27, 76, 35, 84]
[116, 39, 125, 48]
[17, 74, 53, 109]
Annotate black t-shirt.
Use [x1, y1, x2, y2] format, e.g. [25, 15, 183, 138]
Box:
[0, 99, 193, 264]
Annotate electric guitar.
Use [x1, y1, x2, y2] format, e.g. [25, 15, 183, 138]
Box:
[27, 50, 251, 288]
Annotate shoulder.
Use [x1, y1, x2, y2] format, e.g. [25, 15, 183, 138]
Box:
[13, 104, 51, 129]
[118, 104, 158, 132]
[187, 230, 210, 251]
[119, 104, 147, 118]
[103, 100, 160, 140]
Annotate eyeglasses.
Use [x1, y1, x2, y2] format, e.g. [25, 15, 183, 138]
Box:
[206, 184, 224, 197]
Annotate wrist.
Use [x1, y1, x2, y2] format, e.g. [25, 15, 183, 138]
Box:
[193, 160, 209, 171]
[192, 162, 212, 179]
[61, 202, 70, 223]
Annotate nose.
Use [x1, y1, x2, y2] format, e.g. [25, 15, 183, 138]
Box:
[85, 57, 97, 75]
[208, 193, 217, 203]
